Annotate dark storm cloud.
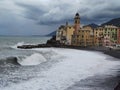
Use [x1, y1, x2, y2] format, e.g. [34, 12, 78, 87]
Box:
[14, 0, 78, 25]
[15, 3, 74, 26]
[16, 3, 45, 20]
[77, 0, 120, 24]
[15, 0, 120, 25]
[37, 18, 73, 25]
[0, 0, 120, 35]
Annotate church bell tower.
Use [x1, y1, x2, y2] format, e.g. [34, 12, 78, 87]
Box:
[74, 13, 80, 33]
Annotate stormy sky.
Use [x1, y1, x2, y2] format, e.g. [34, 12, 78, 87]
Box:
[0, 0, 120, 35]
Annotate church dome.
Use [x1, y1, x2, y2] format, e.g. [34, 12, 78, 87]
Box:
[75, 13, 79, 16]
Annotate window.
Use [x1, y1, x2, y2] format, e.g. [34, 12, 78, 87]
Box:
[75, 20, 77, 23]
[82, 35, 84, 38]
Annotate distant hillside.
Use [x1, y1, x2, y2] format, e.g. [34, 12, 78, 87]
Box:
[85, 23, 99, 28]
[101, 17, 120, 27]
[46, 31, 56, 36]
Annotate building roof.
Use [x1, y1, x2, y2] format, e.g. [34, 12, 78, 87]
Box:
[59, 25, 65, 29]
[104, 25, 118, 28]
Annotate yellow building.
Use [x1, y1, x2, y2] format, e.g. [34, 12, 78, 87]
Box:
[82, 26, 94, 46]
[72, 26, 93, 46]
[56, 23, 74, 45]
[65, 24, 74, 45]
[93, 27, 104, 46]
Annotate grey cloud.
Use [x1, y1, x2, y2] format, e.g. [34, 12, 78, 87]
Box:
[16, 3, 45, 20]
[37, 18, 73, 25]
[15, 0, 120, 26]
[15, 1, 77, 25]
[0, 0, 120, 35]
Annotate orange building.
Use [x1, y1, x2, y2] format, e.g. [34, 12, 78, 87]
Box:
[93, 27, 104, 46]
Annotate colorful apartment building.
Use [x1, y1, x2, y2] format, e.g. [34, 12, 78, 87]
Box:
[56, 13, 120, 47]
[103, 34, 111, 46]
[73, 26, 93, 46]
[103, 25, 118, 46]
[93, 27, 104, 46]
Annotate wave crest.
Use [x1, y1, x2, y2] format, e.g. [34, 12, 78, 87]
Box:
[11, 42, 25, 49]
[0, 57, 20, 66]
[17, 53, 46, 66]
[0, 53, 47, 66]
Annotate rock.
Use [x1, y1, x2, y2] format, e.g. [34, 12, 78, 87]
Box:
[114, 83, 120, 90]
[46, 35, 61, 46]
[17, 35, 64, 49]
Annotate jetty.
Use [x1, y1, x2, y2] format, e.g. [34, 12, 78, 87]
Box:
[17, 36, 64, 49]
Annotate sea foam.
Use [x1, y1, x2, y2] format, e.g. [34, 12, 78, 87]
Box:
[17, 53, 46, 66]
[2, 48, 120, 90]
[11, 42, 25, 49]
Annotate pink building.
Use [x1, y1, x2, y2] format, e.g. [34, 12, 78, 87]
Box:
[103, 35, 111, 46]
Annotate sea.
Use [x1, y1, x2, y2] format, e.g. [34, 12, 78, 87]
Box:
[0, 36, 120, 90]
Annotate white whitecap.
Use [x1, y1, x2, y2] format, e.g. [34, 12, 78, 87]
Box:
[18, 53, 46, 66]
[11, 42, 25, 49]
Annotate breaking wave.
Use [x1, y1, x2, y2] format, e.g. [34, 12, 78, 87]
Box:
[0, 57, 20, 66]
[0, 41, 30, 50]
[0, 48, 63, 67]
[18, 53, 46, 66]
[0, 53, 47, 66]
[11, 42, 25, 49]
[0, 47, 13, 51]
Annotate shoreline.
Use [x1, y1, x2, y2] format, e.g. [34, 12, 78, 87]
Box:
[17, 44, 120, 59]
[17, 44, 120, 89]
[59, 46, 120, 90]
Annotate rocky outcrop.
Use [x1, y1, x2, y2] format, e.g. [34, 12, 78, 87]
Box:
[17, 36, 62, 49]
[17, 44, 50, 49]
[114, 83, 120, 90]
[46, 36, 61, 46]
